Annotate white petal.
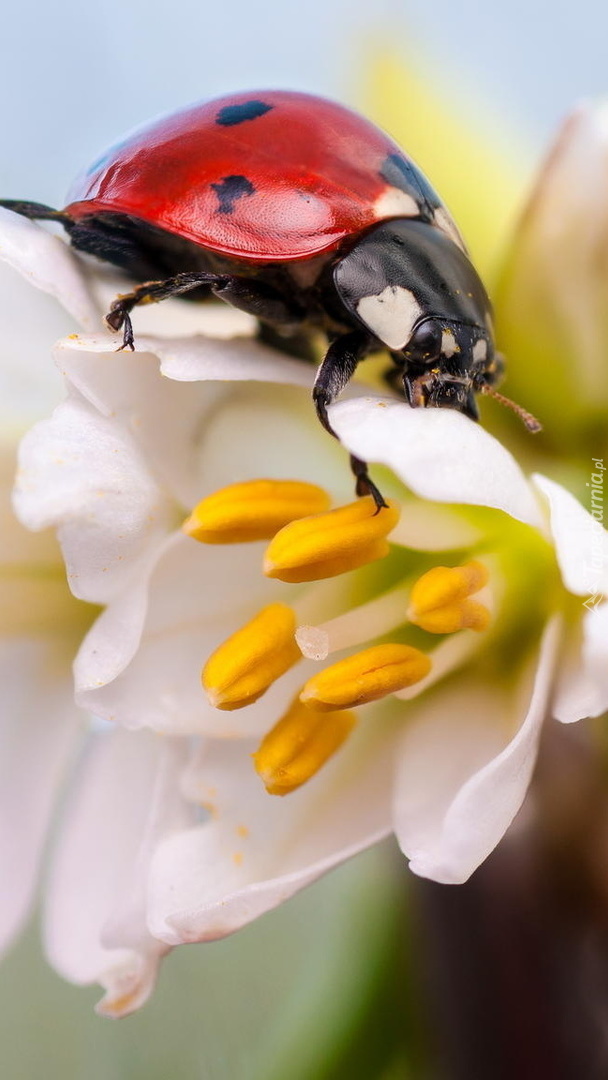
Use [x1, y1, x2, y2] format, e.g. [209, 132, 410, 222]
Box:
[393, 617, 561, 884]
[93, 951, 162, 1018]
[0, 441, 74, 637]
[73, 564, 152, 700]
[0, 447, 84, 951]
[0, 263, 74, 427]
[148, 723, 393, 945]
[187, 380, 348, 505]
[74, 532, 306, 736]
[14, 396, 174, 604]
[44, 727, 195, 1016]
[0, 208, 98, 329]
[53, 336, 232, 510]
[554, 604, 608, 722]
[0, 638, 81, 955]
[331, 397, 544, 529]
[56, 329, 312, 392]
[151, 334, 313, 387]
[53, 336, 320, 509]
[533, 473, 608, 596]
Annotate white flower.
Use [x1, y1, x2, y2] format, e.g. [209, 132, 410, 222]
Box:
[6, 91, 608, 1007]
[0, 210, 230, 1015]
[12, 248, 608, 970]
[0, 212, 88, 960]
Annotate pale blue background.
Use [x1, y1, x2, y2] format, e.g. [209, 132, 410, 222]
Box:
[1, 0, 607, 202]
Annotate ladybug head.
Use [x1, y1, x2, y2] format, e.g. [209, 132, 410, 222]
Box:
[399, 317, 501, 421]
[333, 218, 499, 420]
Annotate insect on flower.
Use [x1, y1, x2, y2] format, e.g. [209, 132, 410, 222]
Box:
[0, 89, 539, 506]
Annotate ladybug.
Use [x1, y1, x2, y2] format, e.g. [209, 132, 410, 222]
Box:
[1, 90, 537, 507]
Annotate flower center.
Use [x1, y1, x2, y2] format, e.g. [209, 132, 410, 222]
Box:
[187, 478, 494, 796]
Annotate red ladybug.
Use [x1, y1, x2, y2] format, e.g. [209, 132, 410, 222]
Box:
[2, 90, 524, 507]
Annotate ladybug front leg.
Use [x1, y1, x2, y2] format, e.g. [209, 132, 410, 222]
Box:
[313, 331, 388, 510]
[106, 272, 304, 349]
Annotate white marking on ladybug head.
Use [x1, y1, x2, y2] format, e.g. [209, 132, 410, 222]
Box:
[374, 188, 419, 220]
[441, 329, 460, 357]
[357, 285, 422, 350]
[473, 339, 488, 362]
[433, 206, 467, 252]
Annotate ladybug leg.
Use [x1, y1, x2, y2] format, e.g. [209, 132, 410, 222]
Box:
[313, 331, 388, 511]
[312, 331, 369, 435]
[106, 272, 304, 349]
[0, 199, 74, 228]
[348, 454, 388, 512]
[213, 278, 305, 327]
[106, 272, 230, 349]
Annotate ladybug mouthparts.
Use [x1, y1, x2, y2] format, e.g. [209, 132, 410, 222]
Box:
[403, 371, 480, 421]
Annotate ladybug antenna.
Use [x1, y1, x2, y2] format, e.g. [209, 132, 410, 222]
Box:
[480, 383, 542, 433]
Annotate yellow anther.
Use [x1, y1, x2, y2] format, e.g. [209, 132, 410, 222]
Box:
[300, 643, 431, 711]
[263, 496, 400, 583]
[253, 695, 356, 795]
[407, 560, 491, 634]
[202, 603, 301, 710]
[182, 479, 331, 544]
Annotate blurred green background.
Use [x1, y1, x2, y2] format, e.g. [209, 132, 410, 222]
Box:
[0, 846, 418, 1080]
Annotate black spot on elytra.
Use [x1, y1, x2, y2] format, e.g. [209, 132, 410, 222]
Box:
[216, 100, 274, 126]
[380, 153, 441, 214]
[211, 174, 256, 214]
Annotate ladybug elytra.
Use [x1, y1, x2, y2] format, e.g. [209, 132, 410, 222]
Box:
[1, 90, 537, 507]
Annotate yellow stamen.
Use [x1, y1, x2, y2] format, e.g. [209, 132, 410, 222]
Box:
[407, 560, 491, 633]
[202, 603, 301, 710]
[183, 479, 331, 543]
[300, 643, 431, 711]
[253, 695, 356, 795]
[264, 496, 400, 583]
